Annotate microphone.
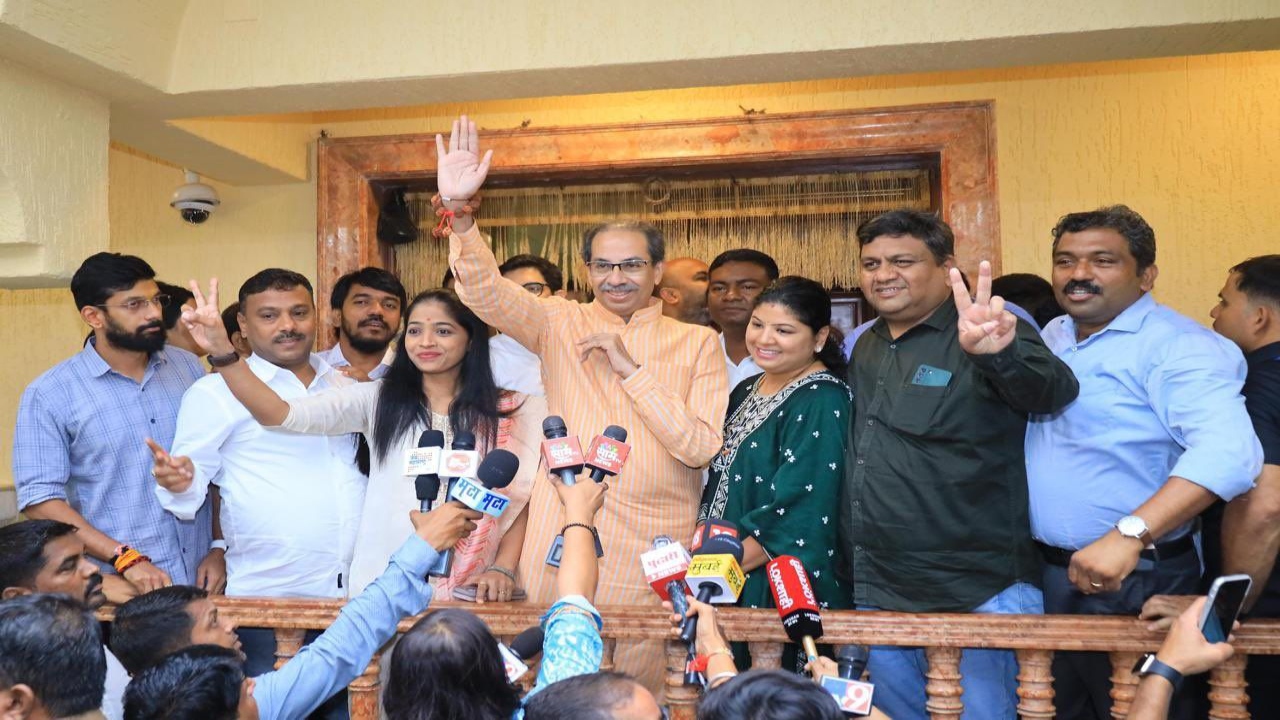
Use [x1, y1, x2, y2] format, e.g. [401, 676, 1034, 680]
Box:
[584, 425, 630, 483]
[449, 449, 519, 516]
[499, 626, 544, 683]
[837, 644, 871, 680]
[767, 555, 823, 663]
[678, 531, 746, 644]
[689, 518, 740, 553]
[642, 535, 698, 685]
[427, 431, 483, 578]
[541, 416, 585, 487]
[820, 646, 877, 717]
[411, 430, 446, 512]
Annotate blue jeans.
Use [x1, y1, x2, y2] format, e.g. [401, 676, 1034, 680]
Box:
[861, 582, 1043, 720]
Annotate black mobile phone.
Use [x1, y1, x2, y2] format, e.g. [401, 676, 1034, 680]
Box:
[1199, 574, 1252, 643]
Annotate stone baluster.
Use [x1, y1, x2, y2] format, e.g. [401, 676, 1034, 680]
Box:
[348, 649, 383, 720]
[600, 637, 618, 673]
[1207, 652, 1250, 719]
[1015, 649, 1055, 718]
[748, 641, 783, 670]
[272, 628, 306, 670]
[1108, 651, 1141, 719]
[664, 639, 701, 720]
[924, 646, 963, 719]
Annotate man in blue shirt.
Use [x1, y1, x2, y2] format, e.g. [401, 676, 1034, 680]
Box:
[13, 253, 214, 592]
[1025, 206, 1263, 720]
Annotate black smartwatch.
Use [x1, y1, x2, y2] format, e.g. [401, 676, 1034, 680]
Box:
[1133, 653, 1184, 691]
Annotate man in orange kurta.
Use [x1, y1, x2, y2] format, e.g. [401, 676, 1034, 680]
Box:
[440, 119, 728, 690]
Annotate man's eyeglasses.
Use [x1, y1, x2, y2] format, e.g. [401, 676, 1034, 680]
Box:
[96, 294, 171, 313]
[520, 282, 548, 296]
[586, 259, 651, 277]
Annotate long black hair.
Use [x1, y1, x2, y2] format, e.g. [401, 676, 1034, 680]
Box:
[753, 276, 848, 376]
[370, 290, 505, 463]
[383, 609, 520, 720]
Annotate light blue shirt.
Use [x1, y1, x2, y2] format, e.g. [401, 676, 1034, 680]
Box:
[13, 340, 210, 583]
[517, 595, 604, 718]
[254, 534, 438, 720]
[1026, 293, 1262, 549]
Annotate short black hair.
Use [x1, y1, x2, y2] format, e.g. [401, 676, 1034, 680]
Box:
[697, 669, 844, 720]
[111, 585, 209, 675]
[522, 671, 641, 720]
[330, 267, 408, 311]
[581, 222, 665, 264]
[0, 593, 106, 717]
[855, 210, 954, 265]
[708, 249, 780, 282]
[499, 254, 565, 293]
[441, 267, 455, 288]
[123, 645, 243, 720]
[1231, 254, 1280, 311]
[156, 282, 195, 330]
[70, 252, 157, 310]
[237, 268, 314, 307]
[1051, 204, 1156, 273]
[0, 519, 78, 592]
[220, 302, 242, 341]
[989, 273, 1064, 329]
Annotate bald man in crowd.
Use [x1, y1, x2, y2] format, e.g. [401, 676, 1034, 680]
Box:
[655, 256, 711, 326]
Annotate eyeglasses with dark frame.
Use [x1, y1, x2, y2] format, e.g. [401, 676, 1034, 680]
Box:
[520, 282, 548, 296]
[586, 259, 651, 277]
[95, 294, 171, 314]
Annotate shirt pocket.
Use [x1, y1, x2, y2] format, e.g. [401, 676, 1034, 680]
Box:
[888, 384, 950, 437]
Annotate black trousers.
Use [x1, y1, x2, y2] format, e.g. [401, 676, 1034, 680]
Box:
[1042, 550, 1201, 720]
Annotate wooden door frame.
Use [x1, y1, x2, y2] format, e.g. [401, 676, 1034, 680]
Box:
[316, 101, 998, 341]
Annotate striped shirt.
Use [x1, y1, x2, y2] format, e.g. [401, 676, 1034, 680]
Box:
[450, 224, 729, 687]
[13, 340, 211, 583]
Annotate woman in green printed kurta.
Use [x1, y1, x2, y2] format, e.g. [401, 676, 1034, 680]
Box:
[698, 276, 853, 671]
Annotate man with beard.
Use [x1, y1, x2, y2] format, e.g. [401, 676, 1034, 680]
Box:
[1026, 206, 1261, 720]
[706, 249, 778, 389]
[318, 267, 406, 381]
[656, 257, 711, 326]
[149, 269, 365, 719]
[440, 116, 727, 690]
[14, 253, 213, 594]
[0, 520, 129, 719]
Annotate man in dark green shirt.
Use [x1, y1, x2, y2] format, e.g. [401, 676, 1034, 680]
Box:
[842, 210, 1078, 720]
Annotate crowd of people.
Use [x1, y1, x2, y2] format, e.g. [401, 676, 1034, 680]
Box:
[4, 115, 1277, 719]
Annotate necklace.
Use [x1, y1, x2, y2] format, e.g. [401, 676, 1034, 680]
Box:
[756, 360, 821, 396]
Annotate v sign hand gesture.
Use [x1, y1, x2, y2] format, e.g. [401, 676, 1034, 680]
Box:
[181, 279, 236, 357]
[435, 115, 492, 203]
[952, 261, 1018, 355]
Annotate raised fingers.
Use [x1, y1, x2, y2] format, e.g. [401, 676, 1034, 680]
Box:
[974, 260, 993, 306]
[949, 267, 973, 312]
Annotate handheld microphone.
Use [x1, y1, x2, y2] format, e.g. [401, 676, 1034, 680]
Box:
[541, 416, 585, 487]
[679, 531, 746, 644]
[427, 431, 482, 578]
[820, 647, 877, 717]
[690, 518, 740, 553]
[584, 425, 630, 483]
[837, 644, 871, 680]
[411, 430, 446, 512]
[499, 626, 544, 683]
[449, 448, 519, 517]
[767, 555, 824, 663]
[643, 535, 699, 684]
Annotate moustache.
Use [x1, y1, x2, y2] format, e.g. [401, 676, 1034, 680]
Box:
[85, 573, 103, 601]
[273, 331, 307, 343]
[358, 317, 387, 328]
[1063, 280, 1102, 295]
[136, 321, 164, 334]
[600, 282, 638, 293]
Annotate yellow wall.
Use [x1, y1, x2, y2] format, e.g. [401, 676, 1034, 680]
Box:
[3, 50, 1278, 490]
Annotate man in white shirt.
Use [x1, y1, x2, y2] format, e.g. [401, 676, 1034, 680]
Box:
[149, 269, 365, 719]
[316, 266, 406, 381]
[707, 249, 779, 390]
[489, 254, 565, 396]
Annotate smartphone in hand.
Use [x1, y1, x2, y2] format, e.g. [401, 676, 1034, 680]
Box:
[1199, 574, 1252, 643]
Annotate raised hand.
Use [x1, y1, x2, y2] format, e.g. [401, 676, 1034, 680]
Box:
[146, 438, 195, 493]
[951, 261, 1018, 355]
[181, 279, 236, 356]
[435, 115, 492, 202]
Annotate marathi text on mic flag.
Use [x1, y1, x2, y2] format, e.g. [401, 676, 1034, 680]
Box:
[585, 436, 629, 475]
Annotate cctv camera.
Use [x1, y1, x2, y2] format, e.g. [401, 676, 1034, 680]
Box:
[170, 171, 220, 225]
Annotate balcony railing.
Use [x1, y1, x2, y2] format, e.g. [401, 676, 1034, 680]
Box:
[101, 599, 1280, 719]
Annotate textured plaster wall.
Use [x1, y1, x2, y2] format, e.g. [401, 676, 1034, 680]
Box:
[0, 56, 109, 285]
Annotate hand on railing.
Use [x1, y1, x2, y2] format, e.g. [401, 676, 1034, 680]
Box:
[410, 503, 483, 552]
[1138, 594, 1197, 632]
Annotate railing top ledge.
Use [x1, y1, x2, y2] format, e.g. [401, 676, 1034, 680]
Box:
[97, 598, 1280, 655]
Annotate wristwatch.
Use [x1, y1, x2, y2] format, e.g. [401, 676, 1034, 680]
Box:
[1116, 515, 1155, 547]
[1133, 653, 1183, 691]
[208, 350, 241, 368]
[210, 539, 228, 552]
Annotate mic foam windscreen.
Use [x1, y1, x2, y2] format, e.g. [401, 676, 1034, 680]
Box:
[602, 425, 628, 442]
[695, 533, 745, 564]
[542, 415, 568, 438]
[452, 430, 477, 450]
[510, 626, 544, 661]
[767, 555, 823, 644]
[690, 518, 740, 552]
[477, 449, 520, 489]
[417, 429, 445, 449]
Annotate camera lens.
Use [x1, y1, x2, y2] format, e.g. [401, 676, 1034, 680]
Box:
[181, 208, 211, 224]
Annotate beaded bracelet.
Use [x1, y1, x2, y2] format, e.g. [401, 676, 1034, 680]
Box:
[429, 193, 482, 239]
[112, 545, 151, 575]
[484, 565, 516, 582]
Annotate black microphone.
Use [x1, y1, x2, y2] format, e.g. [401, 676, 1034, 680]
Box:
[427, 431, 484, 579]
[837, 645, 871, 680]
[541, 416, 585, 487]
[413, 429, 446, 512]
[509, 626, 544, 662]
[584, 425, 630, 483]
[679, 531, 746, 644]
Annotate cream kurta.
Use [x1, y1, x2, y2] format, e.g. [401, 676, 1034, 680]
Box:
[450, 224, 730, 687]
